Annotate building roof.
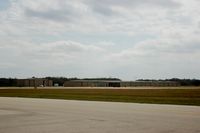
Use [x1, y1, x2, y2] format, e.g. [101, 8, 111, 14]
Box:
[67, 80, 121, 83]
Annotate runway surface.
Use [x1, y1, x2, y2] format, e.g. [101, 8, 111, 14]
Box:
[0, 97, 200, 133]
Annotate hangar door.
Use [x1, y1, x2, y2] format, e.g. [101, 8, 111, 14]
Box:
[109, 82, 120, 87]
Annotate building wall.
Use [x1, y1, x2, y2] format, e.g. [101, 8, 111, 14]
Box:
[64, 81, 82, 87]
[64, 80, 180, 87]
[121, 81, 180, 87]
[64, 81, 112, 87]
[17, 79, 53, 87]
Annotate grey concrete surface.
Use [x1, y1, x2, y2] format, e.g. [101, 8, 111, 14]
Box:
[0, 97, 200, 133]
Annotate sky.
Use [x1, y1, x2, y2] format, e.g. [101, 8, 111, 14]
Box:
[0, 0, 200, 80]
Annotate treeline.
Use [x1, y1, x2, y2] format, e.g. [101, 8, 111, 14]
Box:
[0, 78, 17, 87]
[137, 78, 200, 86]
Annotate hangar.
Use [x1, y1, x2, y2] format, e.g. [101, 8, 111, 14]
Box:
[64, 80, 180, 87]
[64, 80, 121, 87]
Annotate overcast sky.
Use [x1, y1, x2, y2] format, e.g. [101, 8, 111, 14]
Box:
[0, 0, 200, 80]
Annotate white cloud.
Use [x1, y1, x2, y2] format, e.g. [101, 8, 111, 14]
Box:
[0, 0, 200, 79]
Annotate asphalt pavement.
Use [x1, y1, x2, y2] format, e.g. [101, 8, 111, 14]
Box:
[0, 97, 200, 133]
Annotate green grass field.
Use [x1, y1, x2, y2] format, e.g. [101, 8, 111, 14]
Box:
[0, 87, 200, 106]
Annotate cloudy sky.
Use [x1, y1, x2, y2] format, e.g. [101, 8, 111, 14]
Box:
[0, 0, 200, 80]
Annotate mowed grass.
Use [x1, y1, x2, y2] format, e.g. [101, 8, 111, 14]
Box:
[0, 88, 200, 106]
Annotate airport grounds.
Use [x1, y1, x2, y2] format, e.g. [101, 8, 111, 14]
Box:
[0, 86, 200, 106]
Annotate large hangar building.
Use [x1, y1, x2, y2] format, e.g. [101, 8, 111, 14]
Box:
[64, 80, 121, 87]
[64, 80, 180, 87]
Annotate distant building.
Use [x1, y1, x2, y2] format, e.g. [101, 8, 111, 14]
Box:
[120, 81, 180, 87]
[64, 80, 180, 87]
[64, 80, 121, 87]
[17, 78, 53, 87]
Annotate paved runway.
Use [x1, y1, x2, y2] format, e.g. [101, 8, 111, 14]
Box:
[0, 97, 200, 133]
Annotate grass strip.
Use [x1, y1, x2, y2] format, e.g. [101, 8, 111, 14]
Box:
[0, 88, 200, 106]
